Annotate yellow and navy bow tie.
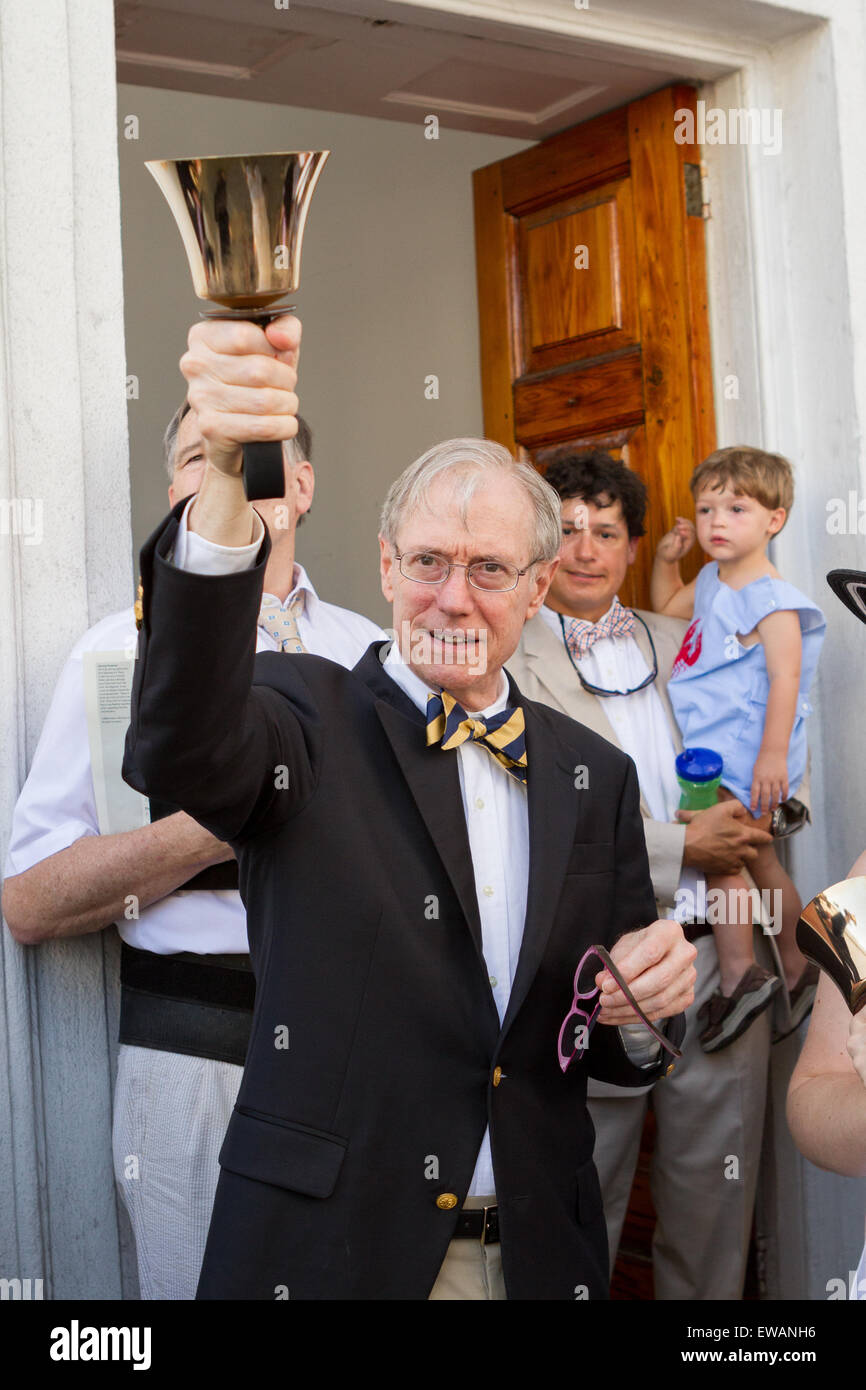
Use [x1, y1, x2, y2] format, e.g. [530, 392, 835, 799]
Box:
[425, 692, 527, 786]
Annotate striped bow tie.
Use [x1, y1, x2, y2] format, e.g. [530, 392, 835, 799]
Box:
[425, 691, 527, 786]
[562, 597, 636, 660]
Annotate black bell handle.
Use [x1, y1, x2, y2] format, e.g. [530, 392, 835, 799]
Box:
[242, 441, 286, 501]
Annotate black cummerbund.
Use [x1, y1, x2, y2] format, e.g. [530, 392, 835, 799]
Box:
[119, 942, 255, 1067]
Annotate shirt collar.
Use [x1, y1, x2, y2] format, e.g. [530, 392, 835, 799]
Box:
[261, 562, 319, 616]
[540, 598, 619, 636]
[381, 639, 510, 718]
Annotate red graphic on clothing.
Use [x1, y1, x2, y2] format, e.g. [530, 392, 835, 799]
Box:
[671, 619, 702, 677]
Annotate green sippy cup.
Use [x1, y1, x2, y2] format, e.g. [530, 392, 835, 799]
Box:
[675, 747, 723, 811]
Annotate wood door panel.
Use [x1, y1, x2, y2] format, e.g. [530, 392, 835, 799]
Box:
[518, 178, 639, 375]
[474, 84, 715, 611]
[514, 353, 643, 448]
[500, 104, 630, 213]
[473, 161, 519, 452]
[525, 202, 618, 347]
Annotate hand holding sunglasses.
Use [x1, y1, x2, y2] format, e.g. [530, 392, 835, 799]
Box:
[558, 942, 684, 1075]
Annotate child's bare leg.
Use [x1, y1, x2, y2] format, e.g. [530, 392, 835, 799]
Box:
[749, 839, 809, 990]
[708, 872, 759, 996]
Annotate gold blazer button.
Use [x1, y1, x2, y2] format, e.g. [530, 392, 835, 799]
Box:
[436, 1193, 458, 1211]
[492, 1066, 503, 1087]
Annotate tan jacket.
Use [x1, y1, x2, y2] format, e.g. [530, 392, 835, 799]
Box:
[508, 608, 692, 912]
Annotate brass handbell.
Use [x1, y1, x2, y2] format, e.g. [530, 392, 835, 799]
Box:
[146, 150, 329, 500]
[796, 877, 866, 1014]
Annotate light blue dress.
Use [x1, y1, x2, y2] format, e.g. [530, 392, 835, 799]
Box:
[667, 562, 826, 816]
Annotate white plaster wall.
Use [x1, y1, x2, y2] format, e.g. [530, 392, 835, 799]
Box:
[0, 0, 136, 1299]
[701, 7, 866, 1299]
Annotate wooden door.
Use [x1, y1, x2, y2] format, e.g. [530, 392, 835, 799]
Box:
[472, 84, 715, 610]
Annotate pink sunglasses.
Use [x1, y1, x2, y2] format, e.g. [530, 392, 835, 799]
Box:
[557, 943, 683, 1074]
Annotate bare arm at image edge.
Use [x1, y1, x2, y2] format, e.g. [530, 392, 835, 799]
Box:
[787, 849, 866, 1178]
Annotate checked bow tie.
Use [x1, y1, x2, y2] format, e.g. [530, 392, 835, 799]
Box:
[259, 593, 307, 654]
[425, 691, 527, 786]
[562, 596, 636, 660]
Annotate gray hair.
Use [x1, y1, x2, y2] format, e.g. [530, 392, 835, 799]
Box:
[379, 437, 561, 563]
[163, 401, 313, 479]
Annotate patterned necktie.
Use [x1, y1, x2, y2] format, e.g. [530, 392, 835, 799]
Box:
[425, 691, 527, 786]
[259, 593, 307, 653]
[562, 596, 636, 660]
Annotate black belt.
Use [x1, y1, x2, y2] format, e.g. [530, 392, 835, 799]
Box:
[119, 943, 254, 1066]
[453, 1206, 499, 1244]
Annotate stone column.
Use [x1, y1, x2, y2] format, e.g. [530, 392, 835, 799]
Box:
[0, 0, 133, 1297]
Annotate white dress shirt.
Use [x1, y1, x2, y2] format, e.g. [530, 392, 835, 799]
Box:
[382, 644, 528, 1196]
[4, 500, 384, 954]
[537, 602, 702, 913]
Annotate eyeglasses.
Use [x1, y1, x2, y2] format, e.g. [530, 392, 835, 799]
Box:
[558, 612, 659, 699]
[395, 550, 540, 594]
[557, 943, 683, 1075]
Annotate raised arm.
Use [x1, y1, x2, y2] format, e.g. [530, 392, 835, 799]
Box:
[122, 316, 316, 842]
[651, 516, 697, 618]
[180, 314, 300, 545]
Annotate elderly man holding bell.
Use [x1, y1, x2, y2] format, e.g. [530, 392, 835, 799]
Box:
[122, 313, 695, 1301]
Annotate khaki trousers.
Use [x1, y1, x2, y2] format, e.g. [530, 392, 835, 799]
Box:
[587, 935, 773, 1300]
[428, 1196, 506, 1300]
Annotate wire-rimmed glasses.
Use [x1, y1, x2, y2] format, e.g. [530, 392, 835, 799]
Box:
[395, 550, 541, 594]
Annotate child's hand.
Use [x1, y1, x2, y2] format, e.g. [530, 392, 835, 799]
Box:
[656, 517, 695, 563]
[750, 751, 789, 815]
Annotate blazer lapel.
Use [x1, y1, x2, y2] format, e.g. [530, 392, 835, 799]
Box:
[499, 691, 579, 1041]
[355, 645, 485, 957]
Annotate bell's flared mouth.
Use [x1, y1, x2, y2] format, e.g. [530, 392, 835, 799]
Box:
[827, 569, 866, 626]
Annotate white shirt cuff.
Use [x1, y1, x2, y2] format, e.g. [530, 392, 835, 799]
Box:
[172, 496, 264, 575]
[618, 1023, 662, 1069]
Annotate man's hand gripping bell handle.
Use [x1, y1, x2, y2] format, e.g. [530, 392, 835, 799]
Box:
[238, 307, 295, 500]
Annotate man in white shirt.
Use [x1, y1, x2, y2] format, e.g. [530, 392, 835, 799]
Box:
[508, 449, 783, 1300]
[2, 405, 384, 1299]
